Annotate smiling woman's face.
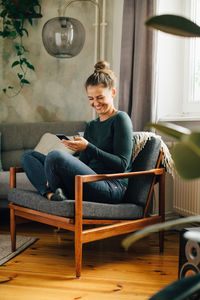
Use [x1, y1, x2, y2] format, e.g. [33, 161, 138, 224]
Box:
[87, 84, 116, 118]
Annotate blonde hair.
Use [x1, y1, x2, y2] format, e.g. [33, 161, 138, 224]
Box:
[85, 60, 116, 90]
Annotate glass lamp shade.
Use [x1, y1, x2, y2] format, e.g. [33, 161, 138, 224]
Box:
[42, 17, 85, 58]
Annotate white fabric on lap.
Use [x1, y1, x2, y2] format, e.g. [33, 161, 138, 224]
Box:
[34, 133, 75, 155]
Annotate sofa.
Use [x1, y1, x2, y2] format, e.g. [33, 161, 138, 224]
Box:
[0, 121, 87, 211]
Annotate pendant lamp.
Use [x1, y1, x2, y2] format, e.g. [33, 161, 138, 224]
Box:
[42, 17, 85, 58]
[42, 0, 99, 59]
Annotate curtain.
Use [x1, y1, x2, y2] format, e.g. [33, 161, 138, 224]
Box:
[119, 0, 155, 131]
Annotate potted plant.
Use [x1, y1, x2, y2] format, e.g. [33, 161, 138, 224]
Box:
[123, 15, 200, 300]
[0, 0, 42, 97]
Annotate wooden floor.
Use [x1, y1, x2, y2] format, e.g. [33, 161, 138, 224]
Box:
[0, 216, 179, 300]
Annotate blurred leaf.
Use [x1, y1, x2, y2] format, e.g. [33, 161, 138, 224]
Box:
[122, 215, 200, 250]
[173, 142, 200, 179]
[185, 132, 200, 148]
[146, 14, 200, 37]
[2, 88, 6, 94]
[146, 122, 191, 140]
[150, 273, 200, 300]
[147, 123, 200, 179]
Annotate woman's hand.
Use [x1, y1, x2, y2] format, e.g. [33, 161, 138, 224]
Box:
[61, 136, 88, 152]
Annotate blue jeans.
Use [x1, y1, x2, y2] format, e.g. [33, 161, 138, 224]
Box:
[21, 150, 126, 204]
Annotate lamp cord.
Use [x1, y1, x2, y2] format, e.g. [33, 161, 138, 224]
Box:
[62, 0, 100, 17]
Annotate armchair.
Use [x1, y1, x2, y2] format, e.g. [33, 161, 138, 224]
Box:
[8, 133, 165, 278]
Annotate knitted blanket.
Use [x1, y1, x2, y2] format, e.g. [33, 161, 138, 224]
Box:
[133, 132, 175, 176]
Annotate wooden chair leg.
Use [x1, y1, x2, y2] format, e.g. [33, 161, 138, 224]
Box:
[159, 170, 165, 254]
[10, 207, 16, 252]
[75, 235, 82, 278]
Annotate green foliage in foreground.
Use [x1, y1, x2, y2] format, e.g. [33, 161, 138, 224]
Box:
[147, 122, 200, 180]
[145, 14, 200, 37]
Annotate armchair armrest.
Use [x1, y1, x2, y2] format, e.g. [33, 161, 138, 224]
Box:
[76, 168, 164, 184]
[10, 166, 24, 189]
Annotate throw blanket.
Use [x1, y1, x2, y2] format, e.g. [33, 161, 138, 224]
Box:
[133, 132, 175, 176]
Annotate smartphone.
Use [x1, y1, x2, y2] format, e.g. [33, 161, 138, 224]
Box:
[56, 134, 70, 141]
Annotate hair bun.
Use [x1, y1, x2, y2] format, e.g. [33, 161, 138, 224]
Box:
[94, 60, 110, 71]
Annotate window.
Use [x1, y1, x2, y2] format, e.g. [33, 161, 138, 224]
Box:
[155, 0, 200, 121]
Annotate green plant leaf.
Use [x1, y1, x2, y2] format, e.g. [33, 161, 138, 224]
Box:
[147, 124, 200, 179]
[145, 14, 200, 37]
[146, 122, 191, 140]
[21, 79, 30, 84]
[17, 51, 22, 56]
[0, 9, 7, 17]
[122, 215, 200, 250]
[12, 61, 20, 68]
[0, 0, 36, 96]
[26, 63, 35, 71]
[28, 18, 33, 26]
[9, 31, 17, 38]
[22, 28, 28, 37]
[173, 141, 200, 179]
[20, 45, 28, 52]
[5, 20, 11, 25]
[2, 30, 10, 38]
[185, 132, 200, 148]
[17, 73, 23, 80]
[150, 273, 200, 300]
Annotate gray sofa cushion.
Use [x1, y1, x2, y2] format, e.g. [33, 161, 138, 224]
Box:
[0, 121, 86, 171]
[0, 171, 36, 200]
[124, 136, 161, 207]
[8, 188, 143, 220]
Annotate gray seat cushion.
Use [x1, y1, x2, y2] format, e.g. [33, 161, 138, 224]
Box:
[124, 136, 161, 207]
[8, 188, 143, 220]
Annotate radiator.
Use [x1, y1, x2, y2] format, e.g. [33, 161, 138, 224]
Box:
[173, 175, 200, 216]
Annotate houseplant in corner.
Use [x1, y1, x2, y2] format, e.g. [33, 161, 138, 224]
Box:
[0, 0, 42, 97]
[123, 15, 200, 300]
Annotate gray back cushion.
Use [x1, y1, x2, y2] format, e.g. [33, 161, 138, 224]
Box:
[124, 136, 161, 207]
[0, 121, 86, 171]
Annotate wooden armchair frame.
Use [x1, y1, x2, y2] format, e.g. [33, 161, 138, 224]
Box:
[9, 151, 165, 278]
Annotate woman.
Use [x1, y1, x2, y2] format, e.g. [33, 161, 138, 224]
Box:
[21, 61, 133, 204]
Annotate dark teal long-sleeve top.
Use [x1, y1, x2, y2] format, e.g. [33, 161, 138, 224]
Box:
[79, 111, 133, 187]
